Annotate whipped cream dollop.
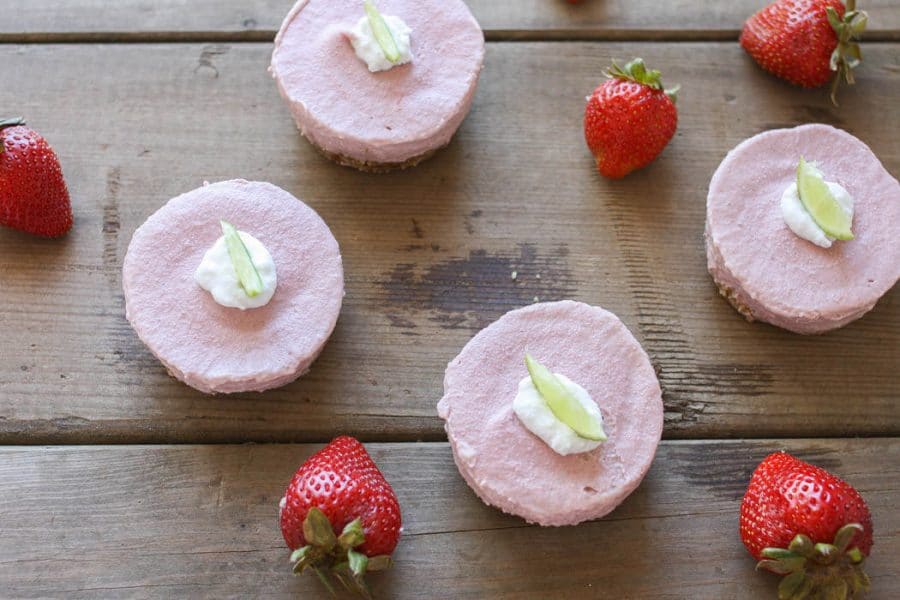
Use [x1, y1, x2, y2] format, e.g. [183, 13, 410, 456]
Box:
[781, 181, 854, 249]
[346, 14, 413, 72]
[194, 230, 277, 309]
[513, 374, 604, 456]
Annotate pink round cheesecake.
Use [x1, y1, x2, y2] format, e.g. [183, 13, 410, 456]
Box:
[123, 179, 344, 394]
[270, 0, 484, 171]
[437, 301, 664, 526]
[706, 125, 900, 334]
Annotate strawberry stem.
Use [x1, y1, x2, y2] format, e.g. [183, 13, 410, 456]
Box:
[826, 2, 868, 106]
[312, 567, 337, 596]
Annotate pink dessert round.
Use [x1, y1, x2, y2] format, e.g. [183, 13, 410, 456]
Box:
[122, 180, 344, 394]
[706, 124, 900, 334]
[270, 0, 485, 171]
[437, 301, 664, 527]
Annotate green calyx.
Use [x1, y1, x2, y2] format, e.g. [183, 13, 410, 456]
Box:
[756, 524, 870, 600]
[289, 508, 393, 599]
[606, 58, 680, 103]
[0, 117, 26, 155]
[826, 0, 868, 105]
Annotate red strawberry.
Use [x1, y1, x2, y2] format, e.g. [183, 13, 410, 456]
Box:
[583, 58, 678, 179]
[0, 118, 72, 237]
[279, 436, 401, 596]
[740, 452, 873, 598]
[740, 0, 868, 103]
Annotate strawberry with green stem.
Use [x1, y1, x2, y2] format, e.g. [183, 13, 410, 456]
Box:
[740, 452, 873, 599]
[740, 0, 868, 104]
[583, 58, 679, 179]
[280, 436, 401, 597]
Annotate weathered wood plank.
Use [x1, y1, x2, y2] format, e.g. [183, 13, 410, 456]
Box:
[1, 0, 898, 41]
[1, 42, 898, 443]
[1, 440, 897, 598]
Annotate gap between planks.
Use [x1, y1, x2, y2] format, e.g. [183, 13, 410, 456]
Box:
[2, 425, 900, 446]
[2, 30, 898, 44]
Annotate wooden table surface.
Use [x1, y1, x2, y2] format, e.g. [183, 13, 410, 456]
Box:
[1, 1, 898, 598]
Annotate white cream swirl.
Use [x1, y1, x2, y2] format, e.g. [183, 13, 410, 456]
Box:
[513, 374, 604, 456]
[346, 14, 413, 72]
[194, 230, 277, 309]
[781, 181, 854, 249]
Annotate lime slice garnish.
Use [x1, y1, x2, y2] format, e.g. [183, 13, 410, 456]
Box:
[797, 157, 854, 241]
[363, 0, 401, 63]
[524, 354, 607, 442]
[220, 220, 264, 298]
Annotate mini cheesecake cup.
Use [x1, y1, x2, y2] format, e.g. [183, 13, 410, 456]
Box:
[438, 301, 664, 527]
[123, 180, 344, 394]
[705, 125, 900, 334]
[270, 0, 485, 172]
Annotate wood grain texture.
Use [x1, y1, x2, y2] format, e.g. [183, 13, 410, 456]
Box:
[1, 0, 898, 41]
[1, 440, 897, 599]
[1, 42, 899, 443]
[3, 6, 897, 600]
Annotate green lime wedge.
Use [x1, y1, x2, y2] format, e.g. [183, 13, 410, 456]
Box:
[220, 220, 264, 298]
[363, 0, 401, 63]
[797, 157, 854, 241]
[524, 354, 607, 442]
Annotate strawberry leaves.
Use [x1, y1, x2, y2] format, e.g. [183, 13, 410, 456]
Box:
[826, 0, 868, 105]
[289, 508, 393, 598]
[302, 506, 338, 551]
[338, 517, 366, 550]
[607, 58, 680, 103]
[757, 525, 870, 599]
